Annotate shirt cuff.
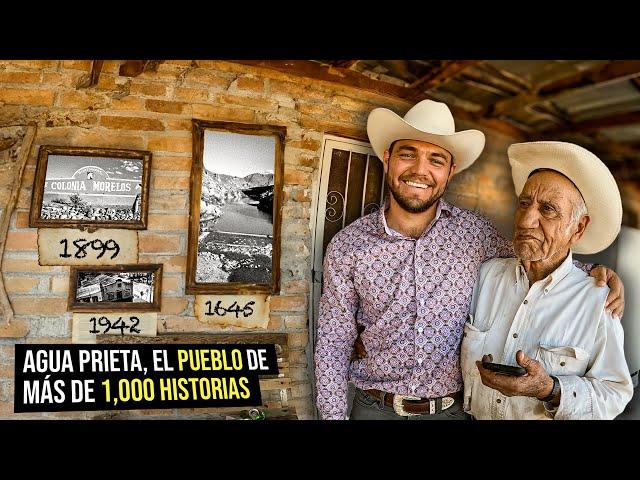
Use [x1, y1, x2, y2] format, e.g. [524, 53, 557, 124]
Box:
[553, 375, 593, 420]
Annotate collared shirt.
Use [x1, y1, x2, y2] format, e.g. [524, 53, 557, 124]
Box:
[462, 253, 633, 420]
[314, 199, 513, 419]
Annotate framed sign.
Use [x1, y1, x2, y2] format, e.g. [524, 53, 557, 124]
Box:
[29, 145, 151, 229]
[186, 120, 285, 294]
[68, 264, 162, 312]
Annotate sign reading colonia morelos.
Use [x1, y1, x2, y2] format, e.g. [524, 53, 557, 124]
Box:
[44, 165, 139, 206]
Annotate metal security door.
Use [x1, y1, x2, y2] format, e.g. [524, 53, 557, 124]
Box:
[309, 135, 386, 412]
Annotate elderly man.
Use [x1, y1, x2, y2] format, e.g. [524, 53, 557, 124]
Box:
[314, 99, 625, 420]
[461, 141, 633, 420]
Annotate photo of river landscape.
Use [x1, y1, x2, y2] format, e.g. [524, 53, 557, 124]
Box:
[196, 130, 276, 284]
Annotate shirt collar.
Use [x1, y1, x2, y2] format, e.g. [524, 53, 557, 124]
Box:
[378, 199, 453, 238]
[515, 250, 575, 294]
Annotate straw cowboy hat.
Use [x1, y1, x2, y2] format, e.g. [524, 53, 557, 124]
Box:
[508, 141, 622, 254]
[367, 99, 485, 173]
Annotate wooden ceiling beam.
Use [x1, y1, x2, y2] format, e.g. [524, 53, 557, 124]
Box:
[119, 60, 163, 77]
[331, 60, 359, 69]
[235, 60, 415, 98]
[233, 60, 530, 141]
[408, 60, 479, 93]
[489, 61, 640, 118]
[542, 111, 640, 136]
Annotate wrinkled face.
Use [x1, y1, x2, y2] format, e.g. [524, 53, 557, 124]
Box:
[383, 139, 455, 214]
[513, 170, 587, 262]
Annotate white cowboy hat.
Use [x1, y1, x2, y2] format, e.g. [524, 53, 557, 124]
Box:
[508, 141, 622, 254]
[366, 99, 485, 173]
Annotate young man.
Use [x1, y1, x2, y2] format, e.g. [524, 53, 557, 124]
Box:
[314, 100, 625, 420]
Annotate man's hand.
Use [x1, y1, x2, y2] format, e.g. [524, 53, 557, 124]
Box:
[590, 265, 624, 319]
[476, 351, 553, 400]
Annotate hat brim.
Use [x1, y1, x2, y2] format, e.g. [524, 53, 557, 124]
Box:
[367, 107, 485, 173]
[508, 141, 622, 254]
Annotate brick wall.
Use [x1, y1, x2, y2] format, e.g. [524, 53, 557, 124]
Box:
[2, 60, 634, 419]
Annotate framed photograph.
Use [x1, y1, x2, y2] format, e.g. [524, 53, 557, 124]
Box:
[186, 120, 285, 294]
[29, 145, 152, 229]
[68, 264, 162, 312]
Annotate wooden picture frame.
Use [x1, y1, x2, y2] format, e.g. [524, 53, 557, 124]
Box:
[186, 120, 285, 295]
[29, 145, 152, 229]
[68, 264, 163, 312]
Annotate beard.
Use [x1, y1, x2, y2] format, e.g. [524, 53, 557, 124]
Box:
[386, 175, 447, 214]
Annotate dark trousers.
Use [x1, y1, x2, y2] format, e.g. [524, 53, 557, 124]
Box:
[349, 388, 470, 420]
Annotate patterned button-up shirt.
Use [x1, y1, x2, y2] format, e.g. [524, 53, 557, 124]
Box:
[315, 199, 514, 419]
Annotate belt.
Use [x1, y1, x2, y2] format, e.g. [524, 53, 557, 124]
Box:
[364, 389, 463, 416]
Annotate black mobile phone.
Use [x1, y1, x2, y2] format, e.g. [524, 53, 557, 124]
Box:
[481, 361, 526, 376]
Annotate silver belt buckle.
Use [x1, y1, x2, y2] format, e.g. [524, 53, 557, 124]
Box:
[442, 396, 455, 410]
[392, 394, 422, 417]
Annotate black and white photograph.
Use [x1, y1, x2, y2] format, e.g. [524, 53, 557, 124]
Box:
[187, 121, 285, 294]
[69, 264, 162, 312]
[30, 146, 151, 229]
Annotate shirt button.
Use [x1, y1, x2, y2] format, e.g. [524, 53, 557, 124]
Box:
[418, 358, 423, 364]
[523, 300, 528, 305]
[560, 361, 566, 366]
[544, 289, 548, 294]
[513, 333, 518, 338]
[417, 269, 422, 275]
[418, 327, 424, 333]
[496, 399, 502, 404]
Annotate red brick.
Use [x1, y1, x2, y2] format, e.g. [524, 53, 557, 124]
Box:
[270, 295, 307, 312]
[139, 255, 187, 272]
[110, 96, 145, 111]
[153, 176, 190, 190]
[12, 298, 67, 315]
[1, 258, 57, 273]
[0, 88, 54, 106]
[0, 319, 29, 338]
[267, 315, 283, 330]
[100, 115, 164, 131]
[190, 104, 254, 122]
[288, 138, 321, 152]
[50, 277, 68, 294]
[145, 99, 185, 114]
[236, 77, 264, 92]
[4, 277, 39, 293]
[149, 194, 188, 211]
[217, 93, 276, 110]
[58, 91, 107, 110]
[283, 280, 310, 293]
[15, 211, 30, 229]
[147, 214, 189, 231]
[165, 118, 193, 131]
[62, 60, 92, 71]
[148, 137, 191, 153]
[9, 60, 58, 69]
[184, 70, 232, 88]
[284, 168, 312, 186]
[161, 276, 181, 293]
[129, 83, 167, 97]
[289, 332, 309, 349]
[161, 297, 188, 315]
[138, 234, 181, 254]
[5, 231, 37, 250]
[174, 87, 209, 102]
[0, 72, 41, 84]
[153, 156, 192, 172]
